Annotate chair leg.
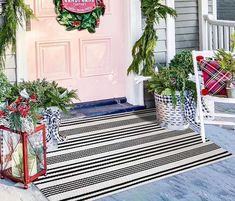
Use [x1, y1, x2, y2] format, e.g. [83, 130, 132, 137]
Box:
[200, 122, 206, 143]
[198, 102, 206, 143]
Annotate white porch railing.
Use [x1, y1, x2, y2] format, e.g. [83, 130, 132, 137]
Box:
[203, 14, 235, 51]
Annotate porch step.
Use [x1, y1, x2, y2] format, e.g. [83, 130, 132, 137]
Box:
[73, 97, 127, 109]
[62, 97, 146, 119]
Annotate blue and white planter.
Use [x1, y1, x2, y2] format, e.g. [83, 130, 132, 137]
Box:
[154, 93, 189, 130]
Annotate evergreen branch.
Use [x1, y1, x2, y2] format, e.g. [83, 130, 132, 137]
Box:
[127, 0, 177, 76]
[0, 0, 34, 69]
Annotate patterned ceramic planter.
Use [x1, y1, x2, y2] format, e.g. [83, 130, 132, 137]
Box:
[154, 93, 189, 130]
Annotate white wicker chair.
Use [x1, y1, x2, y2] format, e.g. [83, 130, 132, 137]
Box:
[192, 50, 235, 143]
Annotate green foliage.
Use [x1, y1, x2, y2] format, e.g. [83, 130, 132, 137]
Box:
[127, 0, 177, 76]
[148, 67, 196, 106]
[0, 0, 34, 69]
[8, 79, 79, 112]
[214, 32, 235, 76]
[0, 70, 12, 102]
[169, 50, 194, 75]
[215, 49, 235, 75]
[54, 0, 105, 33]
[231, 32, 235, 52]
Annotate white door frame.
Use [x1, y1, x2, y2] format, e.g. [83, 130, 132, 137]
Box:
[123, 0, 144, 106]
[16, 15, 27, 83]
[166, 0, 176, 64]
[16, 0, 144, 106]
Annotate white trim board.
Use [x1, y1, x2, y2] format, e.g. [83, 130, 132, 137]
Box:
[123, 0, 144, 106]
[166, 0, 176, 64]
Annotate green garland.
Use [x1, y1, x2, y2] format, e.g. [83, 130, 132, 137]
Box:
[0, 0, 34, 69]
[54, 0, 105, 33]
[127, 0, 177, 76]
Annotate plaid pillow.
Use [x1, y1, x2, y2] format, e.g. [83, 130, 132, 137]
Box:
[198, 58, 231, 96]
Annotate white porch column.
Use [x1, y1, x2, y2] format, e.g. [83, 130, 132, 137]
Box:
[16, 20, 27, 82]
[124, 0, 144, 106]
[166, 0, 176, 64]
[199, 0, 209, 50]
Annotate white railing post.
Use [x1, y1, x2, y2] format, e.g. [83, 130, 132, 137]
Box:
[199, 0, 209, 50]
[203, 15, 235, 51]
[212, 0, 217, 19]
[166, 0, 176, 64]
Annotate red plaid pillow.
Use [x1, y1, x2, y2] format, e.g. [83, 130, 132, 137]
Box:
[197, 56, 231, 96]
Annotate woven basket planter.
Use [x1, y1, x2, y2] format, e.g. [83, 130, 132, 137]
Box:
[154, 93, 189, 130]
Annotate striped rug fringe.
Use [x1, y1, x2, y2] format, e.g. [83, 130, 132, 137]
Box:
[34, 109, 232, 201]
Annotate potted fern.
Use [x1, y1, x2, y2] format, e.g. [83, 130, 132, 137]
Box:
[148, 67, 196, 130]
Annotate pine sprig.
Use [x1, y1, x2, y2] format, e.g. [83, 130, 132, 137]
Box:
[0, 0, 34, 69]
[127, 0, 177, 76]
[7, 79, 79, 112]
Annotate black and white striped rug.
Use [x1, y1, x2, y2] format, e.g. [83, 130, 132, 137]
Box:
[34, 109, 232, 201]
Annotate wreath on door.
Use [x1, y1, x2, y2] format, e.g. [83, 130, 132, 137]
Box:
[54, 0, 105, 33]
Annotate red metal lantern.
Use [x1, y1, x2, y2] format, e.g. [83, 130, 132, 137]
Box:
[0, 124, 47, 189]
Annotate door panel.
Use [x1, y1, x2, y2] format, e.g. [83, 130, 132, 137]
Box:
[26, 0, 126, 102]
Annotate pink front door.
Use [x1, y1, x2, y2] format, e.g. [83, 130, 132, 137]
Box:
[25, 0, 126, 102]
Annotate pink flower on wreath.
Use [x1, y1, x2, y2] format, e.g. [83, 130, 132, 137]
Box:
[96, 19, 100, 27]
[72, 21, 81, 27]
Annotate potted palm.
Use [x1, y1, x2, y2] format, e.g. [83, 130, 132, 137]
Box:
[148, 67, 196, 130]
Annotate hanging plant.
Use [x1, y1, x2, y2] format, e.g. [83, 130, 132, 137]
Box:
[127, 0, 177, 76]
[54, 0, 105, 33]
[0, 0, 34, 69]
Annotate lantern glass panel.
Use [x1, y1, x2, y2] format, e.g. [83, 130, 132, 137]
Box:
[27, 129, 45, 177]
[1, 129, 24, 180]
